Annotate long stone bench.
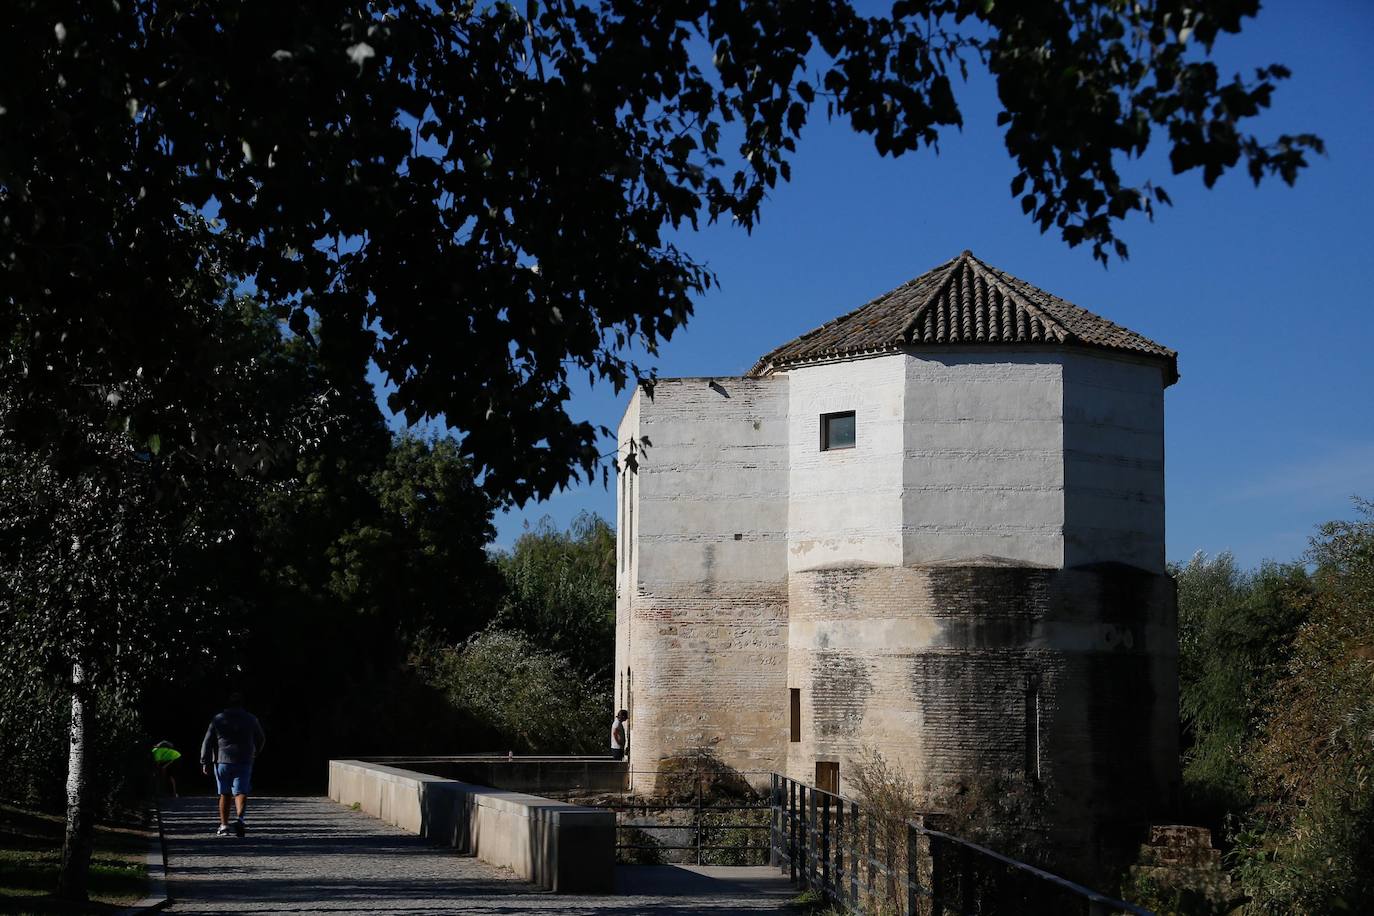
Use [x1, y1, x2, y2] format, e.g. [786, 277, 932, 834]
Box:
[328, 759, 615, 893]
[371, 755, 629, 795]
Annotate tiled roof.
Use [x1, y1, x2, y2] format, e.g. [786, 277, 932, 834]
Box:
[747, 251, 1178, 384]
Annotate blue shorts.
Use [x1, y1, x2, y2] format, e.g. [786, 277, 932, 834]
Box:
[215, 762, 253, 796]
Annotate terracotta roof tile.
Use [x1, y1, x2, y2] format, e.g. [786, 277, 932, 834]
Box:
[747, 251, 1178, 384]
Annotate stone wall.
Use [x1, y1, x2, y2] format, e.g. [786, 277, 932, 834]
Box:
[785, 562, 1179, 878]
[616, 378, 791, 790]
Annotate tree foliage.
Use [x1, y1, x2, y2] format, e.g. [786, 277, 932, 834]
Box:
[145, 408, 505, 791]
[319, 435, 500, 636]
[1172, 551, 1308, 823]
[1173, 501, 1374, 914]
[1230, 500, 1374, 914]
[1, 0, 1321, 506]
[0, 295, 324, 898]
[423, 629, 607, 754]
[496, 512, 616, 679]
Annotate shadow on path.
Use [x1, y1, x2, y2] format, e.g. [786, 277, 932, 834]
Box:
[161, 796, 795, 915]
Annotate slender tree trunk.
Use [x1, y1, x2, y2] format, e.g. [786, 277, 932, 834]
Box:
[57, 659, 93, 902]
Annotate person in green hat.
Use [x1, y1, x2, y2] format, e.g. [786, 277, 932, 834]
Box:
[151, 740, 182, 797]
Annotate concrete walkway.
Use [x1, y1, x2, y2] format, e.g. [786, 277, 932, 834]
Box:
[161, 796, 797, 914]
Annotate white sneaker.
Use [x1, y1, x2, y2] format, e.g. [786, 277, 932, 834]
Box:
[216, 824, 231, 836]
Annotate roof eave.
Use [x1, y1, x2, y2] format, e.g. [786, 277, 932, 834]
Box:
[753, 340, 1180, 386]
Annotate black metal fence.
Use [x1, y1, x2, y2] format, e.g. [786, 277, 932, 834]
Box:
[610, 769, 773, 866]
[770, 774, 1153, 916]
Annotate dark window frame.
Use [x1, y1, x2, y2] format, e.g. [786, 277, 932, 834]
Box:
[789, 688, 801, 743]
[820, 410, 856, 451]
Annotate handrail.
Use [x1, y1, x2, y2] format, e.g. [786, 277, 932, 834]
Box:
[770, 773, 1154, 916]
[913, 824, 1149, 914]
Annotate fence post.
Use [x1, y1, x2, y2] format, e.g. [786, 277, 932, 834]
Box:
[770, 774, 780, 868]
[850, 801, 860, 908]
[929, 836, 944, 916]
[789, 780, 798, 884]
[906, 822, 918, 916]
[695, 772, 703, 866]
[834, 792, 845, 902]
[802, 785, 813, 889]
[821, 791, 831, 896]
[957, 844, 974, 916]
[867, 809, 877, 902]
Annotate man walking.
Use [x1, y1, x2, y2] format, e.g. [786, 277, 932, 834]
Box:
[200, 692, 266, 837]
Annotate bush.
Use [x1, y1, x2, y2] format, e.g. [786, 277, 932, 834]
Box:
[422, 628, 607, 754]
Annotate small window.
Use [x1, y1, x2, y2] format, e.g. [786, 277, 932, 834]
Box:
[789, 688, 801, 742]
[820, 411, 856, 451]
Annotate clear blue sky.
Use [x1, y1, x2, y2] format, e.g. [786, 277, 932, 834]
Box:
[474, 2, 1373, 570]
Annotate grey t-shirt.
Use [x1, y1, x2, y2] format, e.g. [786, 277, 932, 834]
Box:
[200, 707, 266, 765]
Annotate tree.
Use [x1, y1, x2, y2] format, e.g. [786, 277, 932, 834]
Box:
[0, 296, 327, 900]
[1232, 500, 1374, 914]
[1172, 552, 1308, 826]
[217, 432, 505, 784]
[317, 434, 501, 640]
[496, 512, 616, 679]
[2, 0, 1322, 507]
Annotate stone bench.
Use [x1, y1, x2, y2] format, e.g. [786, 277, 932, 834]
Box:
[328, 759, 615, 893]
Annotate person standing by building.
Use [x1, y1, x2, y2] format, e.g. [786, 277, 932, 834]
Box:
[610, 709, 629, 761]
[200, 692, 266, 837]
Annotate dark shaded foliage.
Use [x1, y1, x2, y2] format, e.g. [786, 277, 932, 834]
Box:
[1172, 552, 1309, 829]
[419, 628, 608, 754]
[1, 0, 1320, 508]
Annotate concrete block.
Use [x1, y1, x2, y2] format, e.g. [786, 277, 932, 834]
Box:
[328, 760, 615, 894]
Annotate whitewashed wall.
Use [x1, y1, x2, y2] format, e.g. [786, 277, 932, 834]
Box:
[1061, 352, 1167, 572]
[785, 356, 908, 571]
[901, 349, 1068, 567]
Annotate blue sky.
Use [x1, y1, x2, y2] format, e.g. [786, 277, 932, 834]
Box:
[476, 2, 1373, 570]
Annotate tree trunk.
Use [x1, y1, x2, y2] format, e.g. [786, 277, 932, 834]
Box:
[57, 659, 93, 902]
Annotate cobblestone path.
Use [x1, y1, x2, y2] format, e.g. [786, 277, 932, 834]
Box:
[161, 796, 797, 914]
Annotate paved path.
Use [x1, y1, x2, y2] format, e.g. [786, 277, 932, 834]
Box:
[161, 796, 797, 915]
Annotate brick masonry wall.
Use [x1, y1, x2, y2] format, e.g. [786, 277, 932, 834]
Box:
[787, 564, 1178, 842]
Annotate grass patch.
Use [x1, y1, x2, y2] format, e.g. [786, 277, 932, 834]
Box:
[790, 888, 844, 914]
[0, 803, 149, 912]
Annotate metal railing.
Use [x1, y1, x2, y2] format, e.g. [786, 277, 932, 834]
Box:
[770, 774, 1153, 916]
[610, 768, 774, 866]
